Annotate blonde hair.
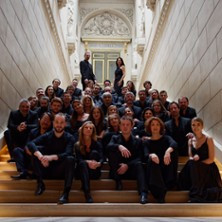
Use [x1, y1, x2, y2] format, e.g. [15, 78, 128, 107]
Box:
[78, 121, 97, 155]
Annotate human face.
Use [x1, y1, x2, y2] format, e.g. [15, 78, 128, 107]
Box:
[109, 117, 119, 127]
[191, 120, 203, 135]
[93, 86, 100, 95]
[40, 99, 49, 108]
[40, 114, 52, 131]
[50, 102, 62, 114]
[83, 123, 94, 137]
[92, 108, 101, 121]
[150, 120, 161, 135]
[125, 93, 135, 104]
[108, 106, 117, 115]
[145, 82, 151, 90]
[53, 115, 66, 133]
[144, 110, 153, 120]
[160, 93, 167, 103]
[84, 97, 92, 107]
[19, 102, 30, 117]
[169, 103, 180, 118]
[72, 80, 78, 87]
[63, 93, 71, 103]
[139, 91, 146, 101]
[47, 86, 54, 96]
[153, 102, 161, 113]
[151, 91, 159, 100]
[120, 119, 133, 135]
[125, 108, 133, 117]
[179, 97, 188, 110]
[67, 87, 74, 95]
[103, 95, 112, 106]
[104, 81, 111, 87]
[117, 58, 123, 67]
[73, 101, 83, 114]
[84, 52, 90, 61]
[36, 89, 44, 99]
[52, 80, 60, 89]
[84, 88, 92, 96]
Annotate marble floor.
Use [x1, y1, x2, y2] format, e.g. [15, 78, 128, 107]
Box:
[0, 218, 222, 222]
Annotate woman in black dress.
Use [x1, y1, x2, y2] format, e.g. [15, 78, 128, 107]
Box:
[114, 57, 125, 96]
[178, 117, 222, 202]
[144, 117, 178, 203]
[74, 121, 103, 203]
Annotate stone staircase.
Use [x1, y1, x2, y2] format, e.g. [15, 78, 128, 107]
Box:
[1, 148, 222, 217]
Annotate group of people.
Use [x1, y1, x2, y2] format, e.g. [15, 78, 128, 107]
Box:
[3, 53, 222, 205]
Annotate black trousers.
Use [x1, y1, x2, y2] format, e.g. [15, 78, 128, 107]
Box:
[77, 150, 101, 193]
[13, 147, 32, 173]
[33, 155, 75, 189]
[108, 150, 147, 194]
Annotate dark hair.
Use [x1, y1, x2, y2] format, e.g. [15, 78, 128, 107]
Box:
[143, 80, 152, 88]
[120, 115, 134, 126]
[169, 101, 180, 109]
[178, 96, 189, 103]
[142, 107, 154, 121]
[146, 117, 165, 135]
[51, 97, 63, 106]
[116, 57, 125, 67]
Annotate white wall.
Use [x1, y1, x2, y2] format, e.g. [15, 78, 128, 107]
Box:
[140, 0, 222, 152]
[0, 0, 73, 137]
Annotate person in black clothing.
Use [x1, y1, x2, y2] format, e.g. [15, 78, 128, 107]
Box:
[62, 92, 73, 116]
[52, 78, 64, 98]
[134, 89, 151, 110]
[4, 99, 39, 162]
[178, 117, 222, 202]
[113, 57, 125, 96]
[178, 97, 197, 119]
[143, 117, 178, 203]
[107, 116, 148, 204]
[72, 78, 82, 100]
[27, 113, 76, 204]
[80, 51, 96, 90]
[11, 112, 53, 179]
[165, 102, 192, 156]
[74, 121, 103, 203]
[35, 96, 50, 118]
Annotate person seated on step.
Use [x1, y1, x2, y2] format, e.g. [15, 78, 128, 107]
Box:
[27, 113, 76, 204]
[178, 117, 222, 203]
[107, 116, 148, 204]
[52, 78, 64, 98]
[74, 121, 103, 203]
[165, 102, 192, 156]
[143, 117, 178, 203]
[11, 112, 53, 179]
[178, 96, 197, 120]
[4, 98, 39, 162]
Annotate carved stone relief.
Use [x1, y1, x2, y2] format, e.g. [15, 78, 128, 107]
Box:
[67, 0, 75, 36]
[80, 8, 98, 23]
[115, 8, 133, 24]
[82, 11, 131, 38]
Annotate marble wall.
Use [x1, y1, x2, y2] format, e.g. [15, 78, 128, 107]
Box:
[0, 0, 73, 143]
[140, 0, 222, 150]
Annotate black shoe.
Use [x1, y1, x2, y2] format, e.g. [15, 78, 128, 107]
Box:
[85, 192, 93, 203]
[7, 159, 15, 163]
[35, 182, 45, 196]
[140, 192, 147, 204]
[11, 172, 27, 180]
[115, 180, 123, 190]
[156, 198, 165, 203]
[58, 193, 69, 204]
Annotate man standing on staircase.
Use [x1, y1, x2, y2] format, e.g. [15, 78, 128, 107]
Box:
[27, 113, 76, 204]
[80, 51, 96, 90]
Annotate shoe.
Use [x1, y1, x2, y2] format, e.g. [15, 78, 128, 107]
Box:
[115, 180, 123, 190]
[156, 198, 165, 203]
[11, 172, 27, 180]
[140, 192, 147, 204]
[7, 159, 15, 163]
[58, 193, 69, 204]
[85, 192, 93, 203]
[35, 182, 45, 196]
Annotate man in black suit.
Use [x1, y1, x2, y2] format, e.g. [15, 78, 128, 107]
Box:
[165, 102, 192, 156]
[80, 51, 96, 90]
[72, 78, 82, 100]
[178, 96, 197, 119]
[4, 99, 39, 162]
[27, 113, 76, 204]
[52, 78, 64, 98]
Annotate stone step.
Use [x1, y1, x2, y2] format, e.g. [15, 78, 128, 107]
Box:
[0, 179, 137, 190]
[0, 190, 189, 203]
[0, 203, 222, 217]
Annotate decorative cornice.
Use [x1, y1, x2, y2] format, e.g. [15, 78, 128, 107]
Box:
[42, 0, 70, 75]
[141, 0, 171, 82]
[146, 0, 157, 11]
[57, 0, 67, 9]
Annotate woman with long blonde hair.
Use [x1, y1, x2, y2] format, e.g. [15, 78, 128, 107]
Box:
[74, 121, 103, 203]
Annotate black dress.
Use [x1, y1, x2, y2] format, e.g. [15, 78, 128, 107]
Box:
[114, 67, 124, 96]
[144, 135, 178, 202]
[178, 138, 222, 202]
